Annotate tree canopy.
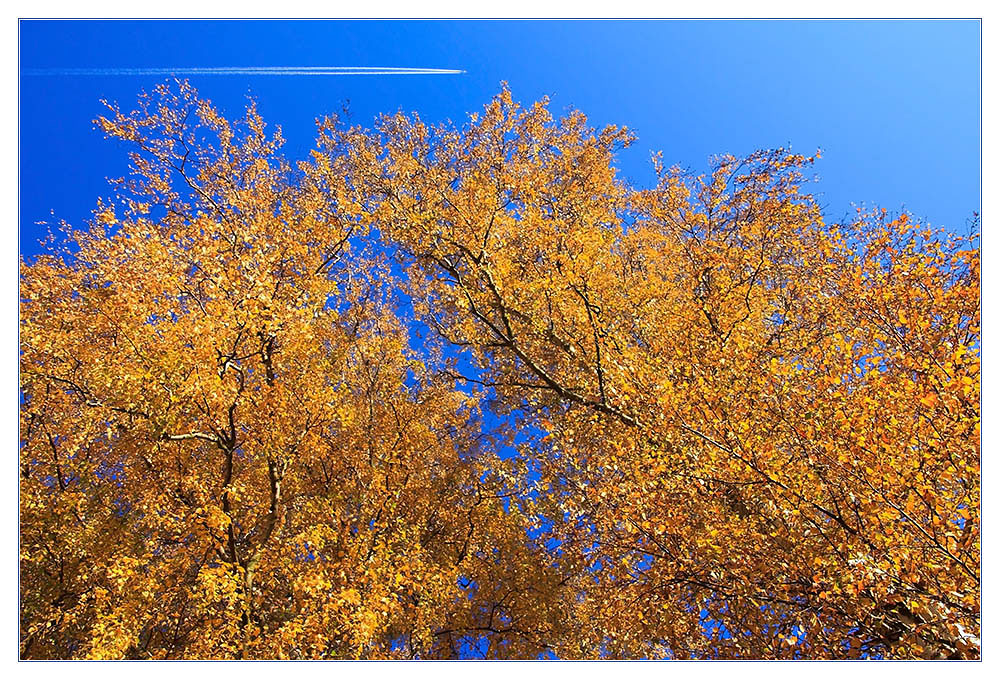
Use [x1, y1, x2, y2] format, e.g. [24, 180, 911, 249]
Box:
[19, 82, 980, 659]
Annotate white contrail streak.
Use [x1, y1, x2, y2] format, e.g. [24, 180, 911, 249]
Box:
[23, 66, 466, 77]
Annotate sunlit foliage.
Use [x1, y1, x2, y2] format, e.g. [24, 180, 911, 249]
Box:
[20, 83, 979, 659]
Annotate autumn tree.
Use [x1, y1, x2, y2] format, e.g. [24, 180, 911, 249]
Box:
[20, 82, 980, 660]
[19, 82, 568, 659]
[331, 86, 980, 659]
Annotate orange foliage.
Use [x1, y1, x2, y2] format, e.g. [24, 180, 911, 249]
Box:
[20, 83, 979, 659]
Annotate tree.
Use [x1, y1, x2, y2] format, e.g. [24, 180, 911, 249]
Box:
[19, 83, 566, 659]
[332, 86, 980, 659]
[20, 82, 980, 659]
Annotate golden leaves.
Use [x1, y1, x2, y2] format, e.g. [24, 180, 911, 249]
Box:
[20, 82, 980, 660]
[335, 86, 979, 658]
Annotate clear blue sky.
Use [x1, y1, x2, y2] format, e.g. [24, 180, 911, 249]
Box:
[19, 19, 981, 258]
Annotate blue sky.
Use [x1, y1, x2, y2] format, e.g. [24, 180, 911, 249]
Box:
[15, 19, 983, 659]
[20, 19, 980, 257]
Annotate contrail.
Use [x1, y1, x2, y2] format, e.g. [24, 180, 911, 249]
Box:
[22, 66, 466, 77]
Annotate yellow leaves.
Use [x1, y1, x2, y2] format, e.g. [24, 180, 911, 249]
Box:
[339, 588, 362, 606]
[201, 505, 232, 533]
[19, 83, 982, 661]
[95, 205, 116, 227]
